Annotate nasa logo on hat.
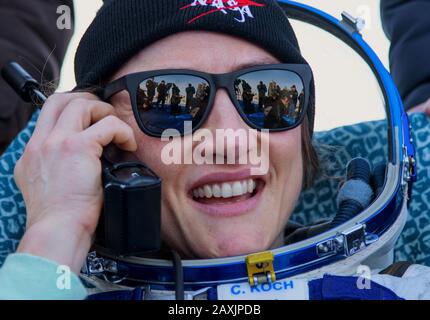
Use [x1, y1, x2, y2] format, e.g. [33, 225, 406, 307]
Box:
[180, 0, 266, 24]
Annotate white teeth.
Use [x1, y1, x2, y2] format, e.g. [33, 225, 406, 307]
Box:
[232, 181, 243, 196]
[213, 184, 222, 198]
[242, 181, 247, 192]
[204, 185, 212, 198]
[198, 188, 204, 198]
[247, 179, 254, 193]
[221, 183, 233, 198]
[192, 179, 258, 200]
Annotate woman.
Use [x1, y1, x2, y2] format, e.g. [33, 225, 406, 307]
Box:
[3, 0, 430, 301]
[1, 0, 315, 299]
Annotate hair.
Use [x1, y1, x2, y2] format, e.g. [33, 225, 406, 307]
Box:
[301, 114, 319, 190]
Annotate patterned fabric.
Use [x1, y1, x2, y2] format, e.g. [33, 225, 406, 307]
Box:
[397, 114, 430, 265]
[292, 113, 430, 266]
[0, 111, 429, 267]
[0, 111, 38, 264]
[292, 118, 389, 225]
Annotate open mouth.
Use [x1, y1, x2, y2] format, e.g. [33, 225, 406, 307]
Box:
[191, 178, 263, 205]
[186, 169, 267, 217]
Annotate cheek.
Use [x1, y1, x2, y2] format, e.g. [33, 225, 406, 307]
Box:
[135, 136, 182, 180]
[269, 126, 303, 181]
[114, 107, 184, 180]
[267, 125, 304, 227]
[265, 127, 303, 242]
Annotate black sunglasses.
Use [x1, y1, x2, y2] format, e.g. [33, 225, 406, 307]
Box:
[99, 64, 312, 137]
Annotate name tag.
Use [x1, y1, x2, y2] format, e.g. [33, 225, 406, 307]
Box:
[217, 278, 309, 300]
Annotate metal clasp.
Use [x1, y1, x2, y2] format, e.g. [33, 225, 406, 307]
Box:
[316, 224, 378, 257]
[342, 224, 367, 255]
[84, 251, 118, 276]
[402, 144, 416, 187]
[245, 251, 276, 287]
[341, 11, 365, 34]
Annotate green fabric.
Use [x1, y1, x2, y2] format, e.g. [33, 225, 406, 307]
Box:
[0, 253, 87, 300]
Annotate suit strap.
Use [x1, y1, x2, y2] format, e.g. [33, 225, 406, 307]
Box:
[379, 262, 413, 277]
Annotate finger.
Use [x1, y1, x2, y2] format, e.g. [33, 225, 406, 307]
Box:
[425, 104, 430, 116]
[80, 115, 137, 156]
[32, 92, 100, 141]
[54, 99, 116, 133]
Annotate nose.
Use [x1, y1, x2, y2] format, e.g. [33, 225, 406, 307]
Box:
[205, 89, 246, 132]
[196, 89, 254, 164]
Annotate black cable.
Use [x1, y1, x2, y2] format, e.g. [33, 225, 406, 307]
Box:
[171, 250, 184, 300]
[331, 158, 373, 228]
[371, 163, 386, 198]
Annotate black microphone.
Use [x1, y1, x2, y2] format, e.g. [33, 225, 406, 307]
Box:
[1, 61, 46, 107]
[331, 157, 374, 227]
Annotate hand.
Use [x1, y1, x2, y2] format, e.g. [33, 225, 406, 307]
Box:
[14, 92, 137, 273]
[408, 97, 430, 116]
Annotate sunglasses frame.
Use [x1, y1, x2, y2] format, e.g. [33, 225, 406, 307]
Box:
[99, 64, 313, 137]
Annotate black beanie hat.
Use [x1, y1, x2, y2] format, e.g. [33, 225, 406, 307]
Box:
[75, 0, 315, 134]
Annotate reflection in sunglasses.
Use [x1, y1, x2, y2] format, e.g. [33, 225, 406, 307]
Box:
[136, 75, 210, 133]
[135, 70, 305, 134]
[236, 70, 304, 129]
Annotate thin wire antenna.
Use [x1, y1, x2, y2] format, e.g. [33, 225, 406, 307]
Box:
[15, 44, 57, 86]
[40, 44, 57, 85]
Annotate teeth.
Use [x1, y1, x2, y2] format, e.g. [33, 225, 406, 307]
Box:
[213, 184, 222, 198]
[232, 181, 243, 196]
[204, 185, 212, 198]
[192, 179, 257, 200]
[242, 180, 247, 191]
[247, 179, 255, 193]
[221, 183, 232, 198]
[198, 188, 204, 198]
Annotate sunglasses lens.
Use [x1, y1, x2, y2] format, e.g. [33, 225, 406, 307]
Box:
[235, 70, 306, 130]
[136, 75, 210, 135]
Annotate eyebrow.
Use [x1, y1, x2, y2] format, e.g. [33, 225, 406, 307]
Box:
[232, 58, 280, 72]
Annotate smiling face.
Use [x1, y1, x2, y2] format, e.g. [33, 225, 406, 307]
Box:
[109, 31, 304, 259]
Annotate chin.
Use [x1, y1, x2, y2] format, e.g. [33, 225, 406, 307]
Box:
[195, 230, 272, 259]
